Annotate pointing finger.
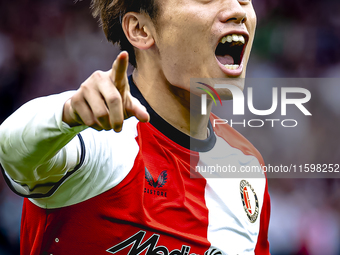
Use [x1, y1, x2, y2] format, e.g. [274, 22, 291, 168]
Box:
[111, 51, 129, 93]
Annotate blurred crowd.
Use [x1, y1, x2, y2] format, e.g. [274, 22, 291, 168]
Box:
[0, 0, 339, 254]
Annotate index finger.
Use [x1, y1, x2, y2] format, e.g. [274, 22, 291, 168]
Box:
[111, 51, 129, 92]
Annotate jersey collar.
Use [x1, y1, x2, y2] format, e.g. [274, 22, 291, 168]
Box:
[129, 76, 216, 152]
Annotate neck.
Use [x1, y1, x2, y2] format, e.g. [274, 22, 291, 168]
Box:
[132, 69, 212, 140]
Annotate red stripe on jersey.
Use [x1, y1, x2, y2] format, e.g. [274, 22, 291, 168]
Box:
[210, 114, 271, 254]
[21, 198, 46, 254]
[254, 179, 271, 255]
[135, 122, 210, 248]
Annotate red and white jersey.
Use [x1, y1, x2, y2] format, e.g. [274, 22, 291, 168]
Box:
[0, 76, 270, 255]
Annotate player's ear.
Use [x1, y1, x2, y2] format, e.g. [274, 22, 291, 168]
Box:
[122, 12, 155, 50]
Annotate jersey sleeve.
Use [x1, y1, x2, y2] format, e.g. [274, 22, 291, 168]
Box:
[0, 91, 87, 198]
[0, 92, 141, 209]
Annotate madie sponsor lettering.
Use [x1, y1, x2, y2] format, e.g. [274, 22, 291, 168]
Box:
[106, 231, 198, 255]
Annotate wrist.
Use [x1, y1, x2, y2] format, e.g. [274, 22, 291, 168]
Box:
[62, 99, 81, 127]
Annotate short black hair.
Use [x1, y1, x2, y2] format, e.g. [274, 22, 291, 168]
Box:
[91, 0, 159, 67]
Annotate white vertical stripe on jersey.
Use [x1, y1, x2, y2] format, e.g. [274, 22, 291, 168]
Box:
[199, 136, 266, 254]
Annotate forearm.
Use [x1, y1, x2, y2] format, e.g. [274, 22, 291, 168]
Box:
[0, 91, 87, 187]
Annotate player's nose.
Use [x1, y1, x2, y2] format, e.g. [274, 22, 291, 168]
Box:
[218, 0, 247, 25]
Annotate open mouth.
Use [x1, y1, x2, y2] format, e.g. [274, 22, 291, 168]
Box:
[215, 34, 247, 70]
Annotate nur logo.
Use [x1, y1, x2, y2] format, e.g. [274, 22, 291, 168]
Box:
[196, 82, 222, 115]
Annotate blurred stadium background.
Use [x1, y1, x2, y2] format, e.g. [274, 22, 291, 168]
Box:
[0, 0, 339, 254]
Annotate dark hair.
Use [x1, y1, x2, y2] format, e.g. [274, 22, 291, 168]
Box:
[91, 0, 159, 67]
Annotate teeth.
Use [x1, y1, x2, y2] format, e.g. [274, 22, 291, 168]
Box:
[239, 35, 245, 44]
[232, 34, 239, 42]
[220, 34, 245, 44]
[224, 64, 240, 70]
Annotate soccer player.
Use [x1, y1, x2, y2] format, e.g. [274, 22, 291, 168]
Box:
[0, 0, 270, 254]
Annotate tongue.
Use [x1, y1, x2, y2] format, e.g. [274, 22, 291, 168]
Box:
[216, 55, 234, 65]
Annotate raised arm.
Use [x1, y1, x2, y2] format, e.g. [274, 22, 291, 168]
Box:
[0, 52, 148, 199]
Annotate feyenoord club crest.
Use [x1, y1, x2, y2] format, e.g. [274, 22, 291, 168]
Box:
[240, 180, 259, 223]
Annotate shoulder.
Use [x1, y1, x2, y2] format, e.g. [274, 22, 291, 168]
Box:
[209, 113, 265, 166]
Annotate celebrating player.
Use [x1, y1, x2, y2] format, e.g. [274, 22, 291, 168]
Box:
[0, 0, 270, 254]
